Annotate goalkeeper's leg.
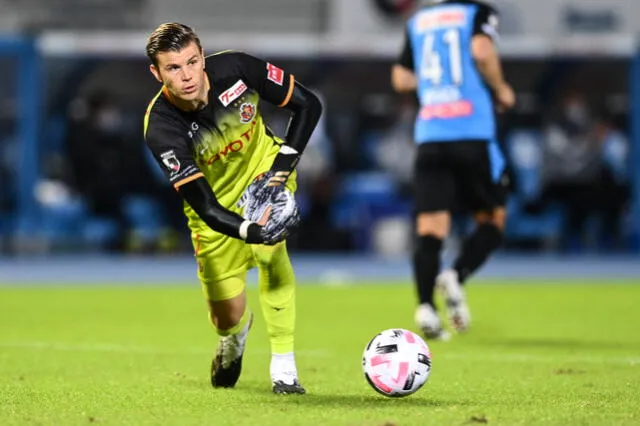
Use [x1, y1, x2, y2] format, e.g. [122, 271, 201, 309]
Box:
[251, 242, 305, 395]
[205, 272, 253, 389]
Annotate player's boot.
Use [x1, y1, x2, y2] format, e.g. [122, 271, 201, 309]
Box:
[415, 303, 450, 341]
[272, 376, 306, 395]
[437, 269, 471, 332]
[210, 313, 253, 388]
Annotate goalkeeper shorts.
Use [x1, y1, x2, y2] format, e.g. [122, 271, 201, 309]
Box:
[191, 156, 297, 301]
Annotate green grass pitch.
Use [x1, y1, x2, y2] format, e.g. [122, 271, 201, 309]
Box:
[1, 280, 639, 425]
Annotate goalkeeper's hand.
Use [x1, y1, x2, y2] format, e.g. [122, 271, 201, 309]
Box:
[260, 190, 301, 245]
[238, 172, 301, 245]
[241, 204, 300, 246]
[237, 171, 283, 224]
[237, 170, 289, 208]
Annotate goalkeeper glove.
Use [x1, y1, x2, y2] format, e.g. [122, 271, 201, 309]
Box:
[241, 221, 293, 246]
[238, 171, 301, 245]
[267, 145, 300, 187]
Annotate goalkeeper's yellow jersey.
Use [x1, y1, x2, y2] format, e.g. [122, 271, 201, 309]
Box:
[143, 51, 296, 236]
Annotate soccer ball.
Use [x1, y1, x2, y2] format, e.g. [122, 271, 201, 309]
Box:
[362, 328, 432, 397]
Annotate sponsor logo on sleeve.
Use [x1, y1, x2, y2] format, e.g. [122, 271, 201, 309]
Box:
[483, 14, 499, 39]
[266, 63, 284, 86]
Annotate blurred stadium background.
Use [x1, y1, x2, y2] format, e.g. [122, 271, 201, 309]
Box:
[1, 0, 639, 282]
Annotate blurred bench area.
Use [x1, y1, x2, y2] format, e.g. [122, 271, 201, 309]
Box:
[0, 0, 639, 256]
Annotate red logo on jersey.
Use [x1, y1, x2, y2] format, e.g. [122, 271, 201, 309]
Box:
[420, 101, 473, 120]
[201, 121, 257, 165]
[239, 103, 256, 123]
[417, 10, 466, 30]
[219, 79, 248, 106]
[266, 63, 284, 86]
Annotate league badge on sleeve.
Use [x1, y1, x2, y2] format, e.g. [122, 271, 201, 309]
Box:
[161, 150, 181, 174]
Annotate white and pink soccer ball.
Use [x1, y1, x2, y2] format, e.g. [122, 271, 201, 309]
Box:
[362, 328, 432, 397]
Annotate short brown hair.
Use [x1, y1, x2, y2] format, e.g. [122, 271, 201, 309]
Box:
[146, 22, 202, 66]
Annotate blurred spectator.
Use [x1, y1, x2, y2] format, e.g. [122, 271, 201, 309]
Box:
[65, 91, 189, 253]
[597, 115, 630, 250]
[0, 134, 15, 253]
[65, 91, 137, 251]
[373, 98, 416, 195]
[289, 92, 350, 250]
[295, 93, 334, 192]
[537, 91, 603, 251]
[0, 103, 17, 245]
[535, 90, 630, 251]
[0, 136, 15, 214]
[249, 89, 347, 250]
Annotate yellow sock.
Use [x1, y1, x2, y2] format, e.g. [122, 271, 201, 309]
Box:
[251, 242, 296, 354]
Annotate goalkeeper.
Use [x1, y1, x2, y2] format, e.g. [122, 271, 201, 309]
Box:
[143, 23, 322, 394]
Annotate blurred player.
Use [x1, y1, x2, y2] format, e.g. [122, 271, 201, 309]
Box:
[144, 23, 322, 393]
[391, 0, 515, 339]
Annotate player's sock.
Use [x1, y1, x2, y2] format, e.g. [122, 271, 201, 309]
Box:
[453, 223, 503, 284]
[270, 352, 305, 394]
[413, 235, 443, 307]
[270, 352, 298, 384]
[252, 242, 296, 355]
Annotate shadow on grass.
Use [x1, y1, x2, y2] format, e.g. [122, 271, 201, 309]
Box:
[235, 381, 467, 409]
[171, 376, 470, 409]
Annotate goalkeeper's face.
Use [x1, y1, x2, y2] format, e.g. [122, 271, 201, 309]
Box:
[150, 41, 206, 103]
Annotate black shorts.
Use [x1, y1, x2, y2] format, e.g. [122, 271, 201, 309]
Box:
[413, 140, 508, 214]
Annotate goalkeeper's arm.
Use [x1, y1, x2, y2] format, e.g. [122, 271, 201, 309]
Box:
[267, 82, 323, 186]
[177, 176, 264, 243]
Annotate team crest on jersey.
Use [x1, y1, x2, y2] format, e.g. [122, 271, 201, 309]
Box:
[161, 150, 181, 174]
[239, 103, 256, 123]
